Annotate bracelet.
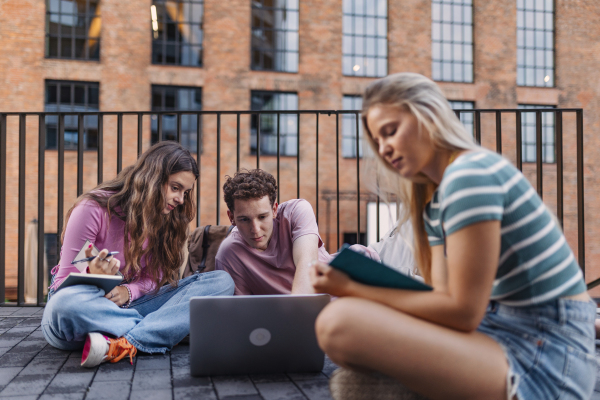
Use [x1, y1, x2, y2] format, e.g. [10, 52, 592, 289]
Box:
[119, 284, 132, 308]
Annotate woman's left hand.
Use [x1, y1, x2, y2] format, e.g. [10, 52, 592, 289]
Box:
[309, 261, 355, 297]
[105, 286, 129, 307]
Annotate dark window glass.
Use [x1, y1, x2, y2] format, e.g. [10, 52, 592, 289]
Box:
[432, 0, 473, 82]
[448, 100, 474, 137]
[519, 104, 556, 163]
[342, 95, 363, 158]
[151, 85, 202, 153]
[151, 0, 204, 67]
[46, 0, 101, 60]
[342, 0, 387, 77]
[44, 80, 100, 150]
[251, 0, 299, 72]
[250, 91, 298, 156]
[517, 0, 554, 87]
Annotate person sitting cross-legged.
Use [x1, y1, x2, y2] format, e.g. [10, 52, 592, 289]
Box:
[215, 169, 330, 295]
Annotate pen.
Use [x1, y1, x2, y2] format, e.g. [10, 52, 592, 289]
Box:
[71, 252, 119, 265]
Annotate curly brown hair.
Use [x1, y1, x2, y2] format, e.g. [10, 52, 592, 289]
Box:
[61, 141, 198, 291]
[223, 169, 278, 211]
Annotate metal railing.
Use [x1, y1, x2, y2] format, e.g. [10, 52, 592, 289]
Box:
[0, 108, 586, 305]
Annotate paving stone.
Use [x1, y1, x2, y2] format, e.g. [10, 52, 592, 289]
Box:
[17, 318, 43, 327]
[256, 381, 307, 400]
[213, 375, 259, 398]
[36, 345, 71, 360]
[322, 357, 339, 378]
[11, 308, 43, 317]
[250, 373, 290, 383]
[130, 389, 173, 400]
[69, 350, 83, 359]
[5, 326, 39, 336]
[0, 310, 17, 317]
[43, 371, 94, 394]
[173, 386, 217, 400]
[87, 380, 131, 400]
[0, 336, 24, 348]
[294, 379, 333, 400]
[0, 352, 37, 367]
[93, 359, 135, 382]
[59, 357, 93, 374]
[170, 354, 189, 369]
[132, 369, 172, 391]
[170, 344, 189, 355]
[40, 393, 86, 400]
[0, 373, 54, 396]
[24, 330, 45, 340]
[0, 396, 38, 400]
[287, 372, 328, 381]
[8, 339, 47, 353]
[0, 347, 9, 357]
[172, 367, 211, 388]
[135, 354, 170, 370]
[20, 357, 64, 375]
[221, 396, 263, 400]
[0, 367, 22, 386]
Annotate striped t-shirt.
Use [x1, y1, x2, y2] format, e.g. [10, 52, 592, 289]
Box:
[424, 151, 586, 306]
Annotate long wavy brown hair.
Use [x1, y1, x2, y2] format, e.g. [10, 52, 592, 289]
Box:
[361, 73, 478, 284]
[61, 141, 199, 290]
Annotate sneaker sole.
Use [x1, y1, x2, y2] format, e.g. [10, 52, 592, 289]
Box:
[81, 332, 109, 368]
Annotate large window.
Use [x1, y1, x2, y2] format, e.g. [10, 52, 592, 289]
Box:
[432, 0, 473, 82]
[251, 0, 299, 72]
[342, 95, 363, 158]
[342, 0, 387, 77]
[151, 85, 202, 152]
[517, 0, 554, 87]
[519, 104, 555, 163]
[45, 80, 99, 150]
[151, 0, 204, 67]
[46, 0, 101, 60]
[250, 91, 298, 156]
[449, 100, 474, 137]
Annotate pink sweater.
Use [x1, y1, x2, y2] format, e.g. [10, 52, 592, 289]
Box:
[50, 198, 158, 301]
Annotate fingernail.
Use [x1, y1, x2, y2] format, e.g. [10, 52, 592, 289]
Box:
[88, 244, 92, 248]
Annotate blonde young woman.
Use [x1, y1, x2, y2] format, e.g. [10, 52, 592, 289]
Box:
[310, 73, 595, 400]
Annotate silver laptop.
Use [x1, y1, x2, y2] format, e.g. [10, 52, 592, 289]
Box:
[189, 294, 330, 376]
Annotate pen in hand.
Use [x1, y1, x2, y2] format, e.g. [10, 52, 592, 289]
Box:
[71, 252, 119, 265]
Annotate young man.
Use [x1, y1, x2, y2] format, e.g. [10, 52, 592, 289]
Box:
[215, 169, 330, 295]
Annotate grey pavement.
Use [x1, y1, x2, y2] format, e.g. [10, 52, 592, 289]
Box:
[0, 307, 338, 400]
[1, 307, 600, 399]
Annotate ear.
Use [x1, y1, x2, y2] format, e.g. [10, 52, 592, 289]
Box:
[227, 210, 235, 226]
[272, 202, 278, 218]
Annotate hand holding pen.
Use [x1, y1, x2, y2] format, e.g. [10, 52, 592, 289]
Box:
[84, 244, 121, 276]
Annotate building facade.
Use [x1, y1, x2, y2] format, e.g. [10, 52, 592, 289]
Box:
[1, 0, 599, 299]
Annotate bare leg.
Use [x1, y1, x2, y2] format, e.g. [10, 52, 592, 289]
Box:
[316, 297, 509, 400]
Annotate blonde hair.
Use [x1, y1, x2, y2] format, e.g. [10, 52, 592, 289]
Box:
[361, 73, 478, 283]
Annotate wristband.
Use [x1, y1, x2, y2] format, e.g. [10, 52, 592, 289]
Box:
[119, 284, 132, 308]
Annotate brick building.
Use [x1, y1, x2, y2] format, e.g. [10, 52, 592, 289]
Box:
[1, 0, 599, 300]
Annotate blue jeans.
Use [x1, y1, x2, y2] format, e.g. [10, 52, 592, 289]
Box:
[42, 271, 234, 354]
[477, 298, 597, 400]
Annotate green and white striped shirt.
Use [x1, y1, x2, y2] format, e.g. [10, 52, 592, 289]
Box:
[424, 151, 586, 306]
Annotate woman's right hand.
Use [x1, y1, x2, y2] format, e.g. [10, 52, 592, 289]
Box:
[85, 244, 120, 275]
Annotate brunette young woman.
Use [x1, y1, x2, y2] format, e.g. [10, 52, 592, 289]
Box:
[42, 141, 234, 368]
[310, 73, 595, 400]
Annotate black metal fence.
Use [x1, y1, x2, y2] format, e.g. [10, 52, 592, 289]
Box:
[0, 108, 585, 305]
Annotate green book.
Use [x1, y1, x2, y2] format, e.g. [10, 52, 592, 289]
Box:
[329, 244, 432, 291]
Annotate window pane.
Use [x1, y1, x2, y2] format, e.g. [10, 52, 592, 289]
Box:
[517, 0, 554, 87]
[250, 91, 298, 156]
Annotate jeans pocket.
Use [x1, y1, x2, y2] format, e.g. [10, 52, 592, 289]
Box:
[558, 346, 597, 400]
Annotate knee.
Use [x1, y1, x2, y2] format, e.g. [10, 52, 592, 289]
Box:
[45, 286, 98, 323]
[315, 298, 359, 361]
[193, 270, 235, 296]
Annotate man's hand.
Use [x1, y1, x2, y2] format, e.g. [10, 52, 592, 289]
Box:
[291, 234, 319, 294]
[85, 245, 120, 276]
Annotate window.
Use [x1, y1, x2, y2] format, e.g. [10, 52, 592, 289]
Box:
[342, 0, 387, 77]
[151, 85, 202, 152]
[517, 0, 554, 87]
[45, 80, 99, 150]
[251, 0, 299, 72]
[519, 104, 555, 163]
[250, 91, 298, 156]
[432, 0, 473, 82]
[46, 0, 101, 60]
[449, 100, 474, 137]
[342, 95, 363, 158]
[151, 0, 204, 67]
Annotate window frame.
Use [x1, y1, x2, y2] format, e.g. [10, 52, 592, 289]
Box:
[250, 90, 299, 157]
[517, 0, 555, 87]
[518, 104, 556, 164]
[448, 100, 475, 138]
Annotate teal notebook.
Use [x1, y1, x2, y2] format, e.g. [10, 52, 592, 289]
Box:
[329, 244, 432, 291]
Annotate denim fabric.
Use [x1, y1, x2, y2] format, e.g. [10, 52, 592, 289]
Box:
[42, 270, 234, 354]
[477, 299, 597, 400]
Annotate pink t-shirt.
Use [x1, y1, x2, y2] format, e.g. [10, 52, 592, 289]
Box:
[49, 197, 157, 301]
[215, 199, 330, 295]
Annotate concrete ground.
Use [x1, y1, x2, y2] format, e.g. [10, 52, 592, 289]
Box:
[1, 306, 599, 400]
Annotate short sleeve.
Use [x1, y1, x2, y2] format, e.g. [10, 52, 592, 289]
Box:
[286, 200, 322, 245]
[438, 155, 506, 236]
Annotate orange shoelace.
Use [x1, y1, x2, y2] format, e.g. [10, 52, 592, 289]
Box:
[106, 337, 138, 365]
